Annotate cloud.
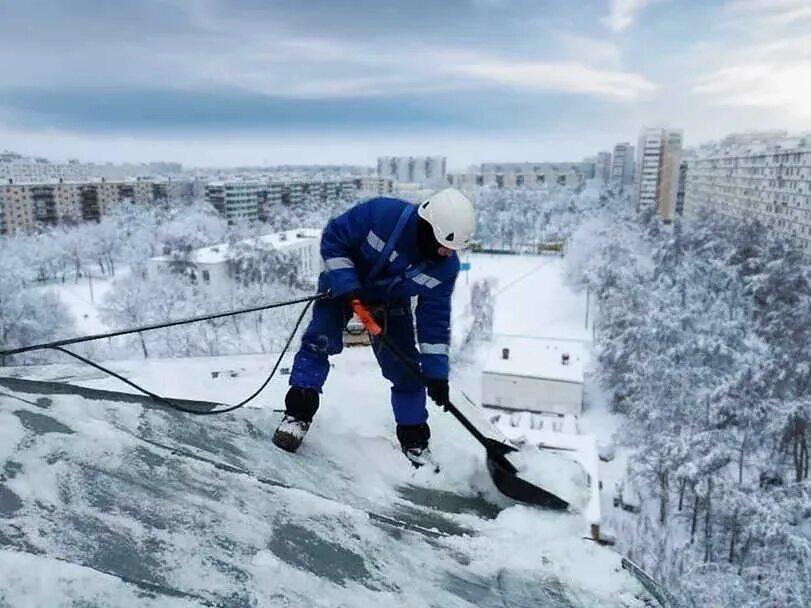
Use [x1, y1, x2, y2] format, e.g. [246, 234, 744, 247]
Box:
[692, 36, 811, 120]
[724, 0, 811, 25]
[0, 0, 660, 156]
[0, 1, 648, 103]
[0, 86, 472, 134]
[555, 33, 623, 69]
[690, 2, 811, 125]
[447, 55, 656, 101]
[603, 0, 652, 32]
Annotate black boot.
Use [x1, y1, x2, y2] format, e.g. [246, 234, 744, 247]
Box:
[272, 387, 319, 453]
[396, 423, 436, 469]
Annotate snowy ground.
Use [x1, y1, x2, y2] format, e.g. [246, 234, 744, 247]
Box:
[30, 272, 120, 336]
[0, 254, 648, 607]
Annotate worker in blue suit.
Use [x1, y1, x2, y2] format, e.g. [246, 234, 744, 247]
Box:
[272, 188, 476, 467]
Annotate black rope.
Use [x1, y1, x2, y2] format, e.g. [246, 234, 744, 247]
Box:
[49, 297, 316, 416]
[0, 293, 325, 357]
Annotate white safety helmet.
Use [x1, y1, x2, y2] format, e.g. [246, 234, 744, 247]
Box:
[417, 188, 476, 250]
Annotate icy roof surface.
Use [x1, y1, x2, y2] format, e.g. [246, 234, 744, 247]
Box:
[483, 336, 587, 383]
[0, 352, 646, 607]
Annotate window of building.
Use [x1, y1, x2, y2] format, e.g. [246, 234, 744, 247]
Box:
[202, 270, 210, 283]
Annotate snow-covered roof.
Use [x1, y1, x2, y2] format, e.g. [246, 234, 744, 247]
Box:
[696, 134, 811, 158]
[151, 229, 321, 265]
[0, 354, 648, 605]
[483, 335, 587, 384]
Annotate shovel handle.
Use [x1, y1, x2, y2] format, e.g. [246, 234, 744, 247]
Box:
[351, 299, 382, 336]
[366, 320, 514, 457]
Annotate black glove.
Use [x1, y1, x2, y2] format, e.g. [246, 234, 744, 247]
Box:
[332, 288, 361, 311]
[425, 378, 450, 409]
[331, 288, 360, 302]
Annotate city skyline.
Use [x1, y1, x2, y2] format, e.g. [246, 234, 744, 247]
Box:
[1, 0, 809, 167]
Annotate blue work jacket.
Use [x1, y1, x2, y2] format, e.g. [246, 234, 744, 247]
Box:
[321, 197, 459, 379]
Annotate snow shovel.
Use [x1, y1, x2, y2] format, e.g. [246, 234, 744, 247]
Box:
[351, 300, 571, 510]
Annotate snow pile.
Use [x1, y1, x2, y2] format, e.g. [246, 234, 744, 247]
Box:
[505, 448, 591, 512]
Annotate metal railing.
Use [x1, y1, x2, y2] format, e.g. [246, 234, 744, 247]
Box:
[621, 557, 683, 608]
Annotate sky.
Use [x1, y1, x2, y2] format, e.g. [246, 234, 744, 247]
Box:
[0, 0, 809, 169]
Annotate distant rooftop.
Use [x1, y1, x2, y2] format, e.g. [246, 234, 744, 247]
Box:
[152, 228, 322, 265]
[697, 132, 811, 158]
[0, 176, 195, 186]
[483, 335, 587, 384]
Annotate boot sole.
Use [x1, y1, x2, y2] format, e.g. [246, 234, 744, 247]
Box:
[272, 429, 304, 453]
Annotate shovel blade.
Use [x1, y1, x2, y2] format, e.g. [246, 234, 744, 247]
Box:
[486, 454, 570, 510]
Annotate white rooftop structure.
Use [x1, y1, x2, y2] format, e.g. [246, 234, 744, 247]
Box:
[148, 229, 321, 290]
[154, 229, 321, 266]
[484, 335, 585, 382]
[482, 336, 587, 416]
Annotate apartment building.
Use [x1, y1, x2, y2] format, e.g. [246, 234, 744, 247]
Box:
[1, 184, 36, 232]
[377, 156, 447, 184]
[0, 172, 395, 234]
[0, 152, 184, 184]
[0, 181, 92, 232]
[449, 162, 589, 189]
[685, 135, 811, 256]
[676, 159, 688, 217]
[203, 177, 389, 225]
[596, 151, 612, 182]
[205, 182, 265, 224]
[0, 154, 89, 183]
[356, 176, 395, 197]
[611, 143, 635, 185]
[0, 178, 202, 234]
[635, 128, 683, 222]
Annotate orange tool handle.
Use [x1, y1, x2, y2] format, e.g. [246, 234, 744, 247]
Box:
[351, 299, 382, 336]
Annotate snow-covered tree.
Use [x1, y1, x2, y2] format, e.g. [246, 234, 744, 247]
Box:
[0, 241, 74, 365]
[566, 206, 811, 607]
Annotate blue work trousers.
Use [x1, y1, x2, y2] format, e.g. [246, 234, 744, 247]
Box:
[289, 297, 428, 426]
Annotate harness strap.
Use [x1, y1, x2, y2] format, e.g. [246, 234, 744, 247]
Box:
[367, 204, 415, 281]
[383, 261, 428, 297]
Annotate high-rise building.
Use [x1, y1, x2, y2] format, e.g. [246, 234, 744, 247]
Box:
[580, 157, 598, 179]
[596, 151, 612, 182]
[611, 143, 635, 186]
[377, 156, 447, 184]
[685, 134, 811, 257]
[676, 159, 688, 217]
[635, 128, 683, 222]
